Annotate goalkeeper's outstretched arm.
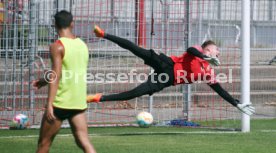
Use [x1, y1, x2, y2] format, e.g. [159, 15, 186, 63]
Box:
[187, 47, 220, 66]
[209, 83, 238, 106]
[209, 83, 255, 115]
[187, 47, 209, 59]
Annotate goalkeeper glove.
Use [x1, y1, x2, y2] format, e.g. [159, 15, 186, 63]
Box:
[236, 101, 255, 116]
[203, 56, 221, 66]
[94, 25, 105, 38]
[87, 93, 102, 103]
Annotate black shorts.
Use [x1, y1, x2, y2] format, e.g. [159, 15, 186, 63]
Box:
[53, 107, 86, 120]
[144, 49, 175, 95]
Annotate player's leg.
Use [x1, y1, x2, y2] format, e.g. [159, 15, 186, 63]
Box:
[94, 25, 152, 63]
[36, 112, 63, 153]
[106, 34, 153, 62]
[94, 25, 175, 71]
[68, 111, 97, 153]
[87, 82, 153, 102]
[87, 75, 169, 103]
[100, 82, 153, 102]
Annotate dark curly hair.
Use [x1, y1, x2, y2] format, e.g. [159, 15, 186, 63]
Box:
[54, 10, 73, 29]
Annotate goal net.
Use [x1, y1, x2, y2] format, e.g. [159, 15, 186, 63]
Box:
[1, 0, 275, 130]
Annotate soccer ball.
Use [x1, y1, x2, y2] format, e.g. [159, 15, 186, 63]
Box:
[10, 114, 30, 129]
[136, 111, 153, 128]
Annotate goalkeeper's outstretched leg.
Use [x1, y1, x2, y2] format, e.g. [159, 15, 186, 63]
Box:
[87, 79, 165, 103]
[94, 25, 151, 60]
[94, 25, 170, 71]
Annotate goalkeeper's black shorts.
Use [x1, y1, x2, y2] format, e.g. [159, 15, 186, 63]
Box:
[143, 49, 175, 95]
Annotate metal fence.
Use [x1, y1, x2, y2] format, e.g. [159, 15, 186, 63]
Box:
[0, 0, 275, 129]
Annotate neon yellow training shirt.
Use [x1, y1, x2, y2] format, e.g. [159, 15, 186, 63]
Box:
[53, 37, 89, 110]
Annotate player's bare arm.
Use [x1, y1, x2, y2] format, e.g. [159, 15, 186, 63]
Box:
[46, 42, 64, 122]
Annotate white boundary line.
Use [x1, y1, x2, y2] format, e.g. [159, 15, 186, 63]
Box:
[0, 131, 239, 139]
[260, 130, 276, 133]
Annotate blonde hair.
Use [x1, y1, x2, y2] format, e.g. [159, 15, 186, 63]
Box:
[201, 40, 216, 49]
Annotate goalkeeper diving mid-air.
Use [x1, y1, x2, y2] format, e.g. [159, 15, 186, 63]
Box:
[87, 25, 255, 116]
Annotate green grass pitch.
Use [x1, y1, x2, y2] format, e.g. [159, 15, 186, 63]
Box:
[0, 119, 276, 153]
